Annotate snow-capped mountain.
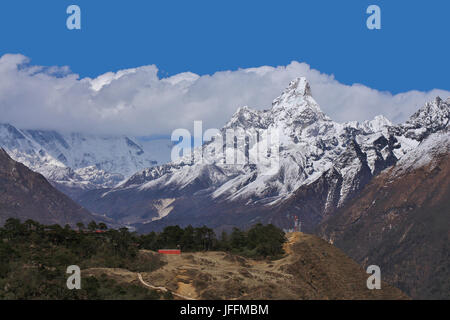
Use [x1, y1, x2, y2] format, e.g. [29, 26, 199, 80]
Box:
[0, 124, 172, 197]
[76, 78, 448, 231]
[121, 78, 394, 202]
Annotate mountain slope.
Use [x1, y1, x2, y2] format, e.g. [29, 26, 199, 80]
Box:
[0, 148, 96, 226]
[317, 131, 450, 299]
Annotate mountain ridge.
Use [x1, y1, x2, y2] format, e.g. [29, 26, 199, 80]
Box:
[75, 78, 449, 231]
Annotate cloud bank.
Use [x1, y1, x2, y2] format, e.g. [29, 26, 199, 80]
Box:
[0, 53, 448, 136]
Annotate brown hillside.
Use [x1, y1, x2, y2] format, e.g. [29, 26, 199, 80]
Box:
[0, 148, 96, 226]
[85, 233, 408, 300]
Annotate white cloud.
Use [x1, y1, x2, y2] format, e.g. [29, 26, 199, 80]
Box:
[0, 53, 448, 136]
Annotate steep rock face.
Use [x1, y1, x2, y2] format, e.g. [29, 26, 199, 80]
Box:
[270, 135, 395, 232]
[78, 78, 422, 229]
[0, 148, 96, 226]
[317, 131, 450, 299]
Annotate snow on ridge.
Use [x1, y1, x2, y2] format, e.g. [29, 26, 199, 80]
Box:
[390, 130, 450, 177]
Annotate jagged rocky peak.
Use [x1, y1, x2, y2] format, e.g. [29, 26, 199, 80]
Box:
[409, 96, 449, 124]
[273, 77, 312, 104]
[270, 77, 329, 127]
[353, 115, 393, 133]
[394, 95, 450, 141]
[225, 105, 267, 130]
[371, 115, 392, 126]
[226, 77, 326, 130]
[272, 77, 315, 109]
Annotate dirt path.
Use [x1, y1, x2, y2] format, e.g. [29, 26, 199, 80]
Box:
[284, 232, 302, 254]
[137, 273, 196, 300]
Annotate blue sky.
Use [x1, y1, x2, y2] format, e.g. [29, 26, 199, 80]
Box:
[0, 0, 449, 136]
[0, 0, 448, 93]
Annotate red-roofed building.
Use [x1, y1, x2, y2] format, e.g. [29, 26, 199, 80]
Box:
[158, 249, 181, 255]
